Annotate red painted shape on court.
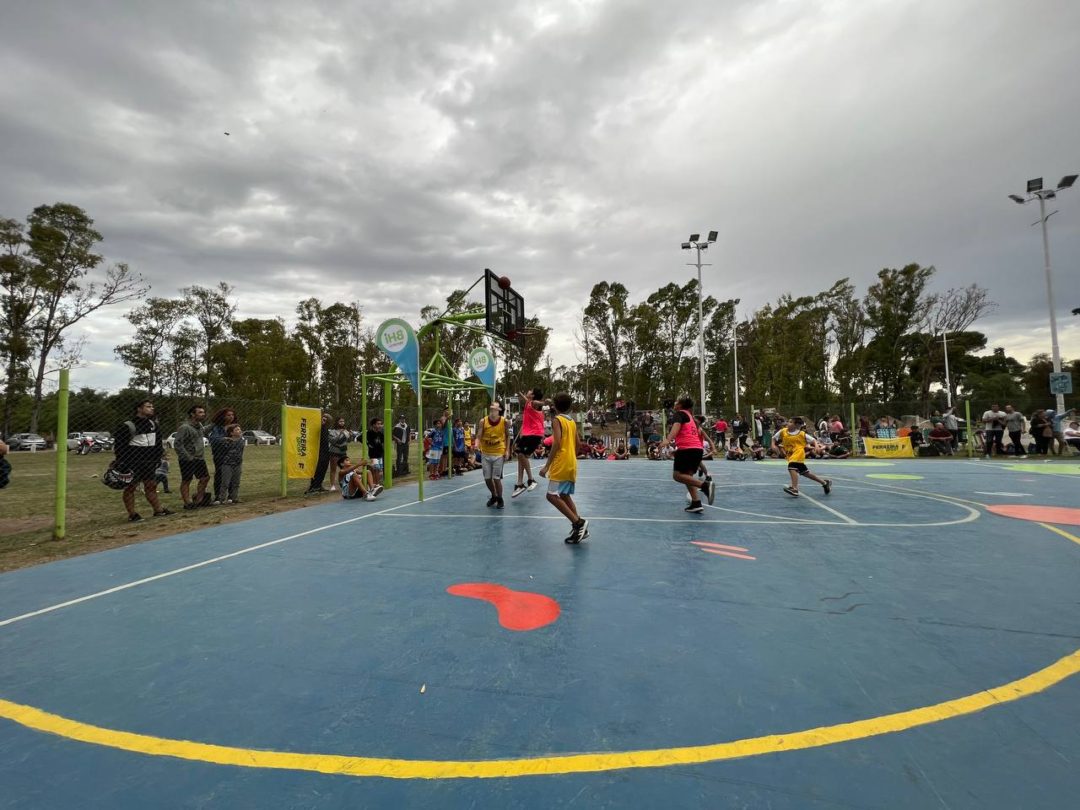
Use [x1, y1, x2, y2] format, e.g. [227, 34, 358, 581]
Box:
[447, 583, 561, 631]
[987, 504, 1080, 527]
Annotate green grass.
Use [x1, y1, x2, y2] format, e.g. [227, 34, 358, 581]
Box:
[0, 445, 420, 571]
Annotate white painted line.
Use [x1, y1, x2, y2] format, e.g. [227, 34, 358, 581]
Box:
[799, 492, 858, 525]
[974, 492, 1032, 497]
[380, 513, 837, 526]
[0, 481, 483, 629]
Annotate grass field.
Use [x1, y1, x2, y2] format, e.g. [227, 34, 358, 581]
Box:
[0, 445, 421, 572]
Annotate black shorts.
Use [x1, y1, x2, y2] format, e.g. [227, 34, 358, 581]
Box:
[515, 434, 542, 455]
[128, 460, 158, 484]
[673, 448, 703, 474]
[179, 458, 209, 482]
[787, 461, 809, 475]
[452, 448, 467, 459]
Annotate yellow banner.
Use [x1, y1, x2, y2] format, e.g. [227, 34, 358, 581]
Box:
[862, 436, 915, 458]
[284, 405, 322, 478]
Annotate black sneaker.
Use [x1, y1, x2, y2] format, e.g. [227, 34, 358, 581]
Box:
[511, 484, 526, 498]
[183, 502, 198, 511]
[128, 513, 143, 522]
[822, 479, 832, 495]
[565, 518, 589, 544]
[153, 508, 174, 517]
[486, 496, 497, 507]
[685, 501, 704, 514]
[783, 486, 799, 497]
[703, 479, 716, 505]
[496, 497, 505, 509]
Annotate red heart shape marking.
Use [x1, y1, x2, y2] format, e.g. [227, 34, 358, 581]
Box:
[446, 583, 561, 631]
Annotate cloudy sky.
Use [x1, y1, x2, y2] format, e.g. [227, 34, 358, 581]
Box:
[3, 0, 1079, 394]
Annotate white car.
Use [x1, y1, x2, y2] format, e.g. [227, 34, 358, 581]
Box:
[165, 432, 210, 449]
[242, 430, 278, 446]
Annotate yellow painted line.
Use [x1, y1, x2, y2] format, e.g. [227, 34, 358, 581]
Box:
[1039, 522, 1080, 547]
[3, 646, 1080, 779]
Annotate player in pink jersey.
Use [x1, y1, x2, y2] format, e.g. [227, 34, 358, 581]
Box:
[660, 396, 715, 513]
[511, 387, 548, 498]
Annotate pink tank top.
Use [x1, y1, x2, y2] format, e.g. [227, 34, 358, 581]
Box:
[522, 403, 545, 436]
[674, 410, 703, 450]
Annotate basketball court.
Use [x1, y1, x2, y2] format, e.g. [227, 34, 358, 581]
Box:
[1, 457, 1078, 808]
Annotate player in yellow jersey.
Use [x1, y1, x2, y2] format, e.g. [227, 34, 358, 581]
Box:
[539, 392, 589, 543]
[773, 417, 832, 497]
[475, 402, 512, 508]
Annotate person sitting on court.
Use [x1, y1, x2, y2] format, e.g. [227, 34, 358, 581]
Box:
[1063, 420, 1080, 453]
[338, 456, 381, 501]
[701, 436, 715, 460]
[611, 440, 629, 460]
[826, 442, 851, 458]
[726, 439, 746, 461]
[928, 421, 955, 456]
[749, 439, 765, 460]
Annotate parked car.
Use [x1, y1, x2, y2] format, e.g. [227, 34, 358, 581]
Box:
[241, 430, 278, 446]
[66, 431, 114, 453]
[164, 432, 210, 449]
[7, 433, 47, 451]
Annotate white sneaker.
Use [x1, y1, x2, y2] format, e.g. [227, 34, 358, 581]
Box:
[364, 493, 376, 501]
[370, 485, 384, 497]
[527, 480, 538, 491]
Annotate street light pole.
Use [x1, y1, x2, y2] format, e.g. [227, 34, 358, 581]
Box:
[732, 299, 741, 416]
[942, 332, 952, 408]
[1009, 174, 1076, 414]
[682, 231, 717, 416]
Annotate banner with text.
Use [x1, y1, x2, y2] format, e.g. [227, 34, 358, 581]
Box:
[862, 436, 915, 458]
[468, 346, 497, 399]
[284, 405, 322, 478]
[376, 318, 420, 393]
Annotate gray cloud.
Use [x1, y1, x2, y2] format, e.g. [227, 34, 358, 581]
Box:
[2, 0, 1079, 394]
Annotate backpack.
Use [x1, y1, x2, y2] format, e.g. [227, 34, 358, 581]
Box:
[101, 421, 138, 489]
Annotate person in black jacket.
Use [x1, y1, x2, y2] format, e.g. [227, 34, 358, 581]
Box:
[305, 412, 333, 494]
[114, 399, 171, 522]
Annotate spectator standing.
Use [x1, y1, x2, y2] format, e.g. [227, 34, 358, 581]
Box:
[829, 416, 845, 443]
[114, 399, 170, 522]
[1029, 409, 1052, 455]
[0, 439, 10, 489]
[1048, 408, 1077, 455]
[1003, 405, 1027, 457]
[327, 417, 350, 489]
[207, 407, 237, 499]
[215, 424, 245, 504]
[305, 412, 333, 494]
[155, 451, 171, 494]
[941, 407, 960, 449]
[175, 405, 211, 509]
[392, 415, 410, 476]
[713, 416, 728, 447]
[366, 416, 386, 485]
[981, 403, 1007, 458]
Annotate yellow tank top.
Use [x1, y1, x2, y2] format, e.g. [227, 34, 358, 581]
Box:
[478, 417, 507, 456]
[547, 414, 577, 482]
[779, 428, 807, 463]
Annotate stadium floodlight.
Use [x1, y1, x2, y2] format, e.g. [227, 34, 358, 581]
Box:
[1009, 170, 1077, 412]
[707, 230, 718, 242]
[680, 229, 719, 417]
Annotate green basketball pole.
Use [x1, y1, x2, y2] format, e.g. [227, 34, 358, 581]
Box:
[53, 368, 70, 541]
[849, 402, 857, 457]
[965, 399, 974, 458]
[279, 403, 287, 497]
[383, 380, 393, 489]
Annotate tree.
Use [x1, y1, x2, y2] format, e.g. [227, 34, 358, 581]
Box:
[583, 281, 629, 405]
[24, 203, 147, 431]
[862, 264, 935, 401]
[114, 297, 191, 396]
[0, 218, 38, 436]
[181, 282, 236, 400]
[911, 284, 995, 403]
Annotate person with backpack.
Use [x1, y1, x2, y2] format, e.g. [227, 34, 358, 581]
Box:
[113, 399, 171, 522]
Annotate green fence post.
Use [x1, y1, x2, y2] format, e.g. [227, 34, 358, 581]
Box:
[279, 403, 288, 497]
[849, 401, 857, 457]
[53, 368, 70, 541]
[383, 380, 393, 489]
[417, 379, 425, 502]
[972, 401, 980, 460]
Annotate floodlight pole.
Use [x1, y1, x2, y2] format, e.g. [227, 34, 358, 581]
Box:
[1010, 174, 1075, 413]
[1037, 194, 1065, 414]
[732, 299, 740, 416]
[682, 233, 715, 416]
[942, 332, 952, 408]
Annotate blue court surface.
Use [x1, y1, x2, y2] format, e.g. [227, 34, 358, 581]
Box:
[2, 458, 1079, 809]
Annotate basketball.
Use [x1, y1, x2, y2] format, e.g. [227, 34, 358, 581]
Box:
[498, 275, 512, 290]
[506, 329, 519, 341]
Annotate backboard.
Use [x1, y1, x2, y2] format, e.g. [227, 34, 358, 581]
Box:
[484, 268, 526, 346]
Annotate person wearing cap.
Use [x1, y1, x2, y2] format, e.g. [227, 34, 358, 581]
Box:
[392, 414, 410, 476]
